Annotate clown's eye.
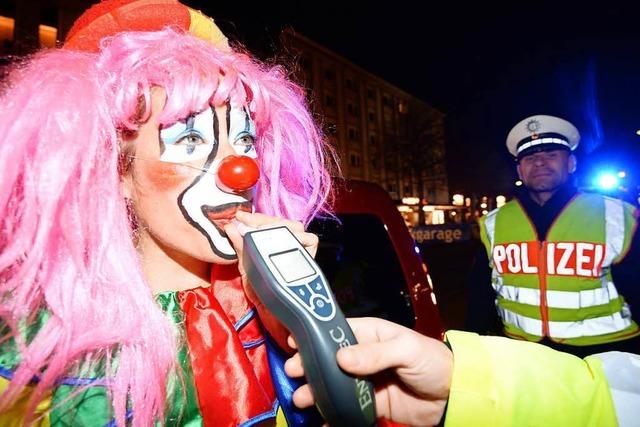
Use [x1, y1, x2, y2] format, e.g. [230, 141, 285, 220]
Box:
[234, 132, 256, 154]
[183, 134, 204, 144]
[177, 132, 206, 154]
[177, 132, 205, 146]
[159, 129, 213, 163]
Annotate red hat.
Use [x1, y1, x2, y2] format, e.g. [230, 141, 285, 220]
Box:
[65, 0, 229, 52]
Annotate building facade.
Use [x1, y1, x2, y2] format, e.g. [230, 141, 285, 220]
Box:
[281, 29, 449, 204]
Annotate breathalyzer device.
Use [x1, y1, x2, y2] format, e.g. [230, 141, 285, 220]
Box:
[242, 226, 376, 427]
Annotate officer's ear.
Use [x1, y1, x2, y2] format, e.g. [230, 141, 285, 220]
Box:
[568, 154, 577, 174]
[516, 162, 523, 180]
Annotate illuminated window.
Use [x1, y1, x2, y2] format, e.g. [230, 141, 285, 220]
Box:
[0, 16, 57, 48]
[432, 210, 445, 225]
[0, 16, 14, 45]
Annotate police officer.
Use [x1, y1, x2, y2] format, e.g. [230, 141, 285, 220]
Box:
[466, 114, 640, 357]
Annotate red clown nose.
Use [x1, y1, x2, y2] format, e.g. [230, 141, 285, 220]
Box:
[216, 155, 260, 193]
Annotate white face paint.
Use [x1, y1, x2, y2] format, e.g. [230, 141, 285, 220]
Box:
[228, 106, 258, 158]
[159, 104, 258, 259]
[159, 108, 216, 163]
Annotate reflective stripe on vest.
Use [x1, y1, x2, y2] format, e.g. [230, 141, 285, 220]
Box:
[493, 279, 619, 309]
[603, 197, 625, 266]
[483, 209, 498, 249]
[498, 306, 632, 339]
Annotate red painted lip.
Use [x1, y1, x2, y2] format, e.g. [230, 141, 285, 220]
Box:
[201, 202, 252, 232]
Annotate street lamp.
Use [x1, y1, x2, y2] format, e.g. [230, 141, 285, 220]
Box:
[402, 197, 420, 205]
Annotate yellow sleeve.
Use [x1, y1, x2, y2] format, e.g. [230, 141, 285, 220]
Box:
[443, 331, 617, 427]
[0, 376, 51, 426]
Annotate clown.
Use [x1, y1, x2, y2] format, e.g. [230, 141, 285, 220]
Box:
[0, 1, 333, 426]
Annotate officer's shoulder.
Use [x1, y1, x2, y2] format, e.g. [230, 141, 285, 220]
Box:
[577, 192, 638, 215]
[578, 191, 632, 206]
[482, 206, 501, 221]
[494, 198, 521, 214]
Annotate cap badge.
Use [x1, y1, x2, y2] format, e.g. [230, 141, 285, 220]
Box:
[526, 119, 541, 134]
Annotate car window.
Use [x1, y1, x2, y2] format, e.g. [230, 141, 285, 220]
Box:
[309, 214, 415, 328]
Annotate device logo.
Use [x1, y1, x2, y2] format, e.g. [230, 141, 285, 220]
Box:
[286, 275, 336, 321]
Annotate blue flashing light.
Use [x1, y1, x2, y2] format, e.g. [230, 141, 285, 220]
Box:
[594, 172, 619, 191]
[414, 246, 421, 254]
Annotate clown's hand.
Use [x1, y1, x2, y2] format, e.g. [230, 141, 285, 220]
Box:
[224, 210, 319, 352]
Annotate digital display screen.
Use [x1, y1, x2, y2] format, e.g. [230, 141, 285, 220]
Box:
[270, 249, 316, 283]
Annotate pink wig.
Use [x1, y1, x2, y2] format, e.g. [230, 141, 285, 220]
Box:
[0, 29, 333, 425]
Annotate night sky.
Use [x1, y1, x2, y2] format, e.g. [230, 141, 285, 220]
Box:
[6, 1, 640, 198]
